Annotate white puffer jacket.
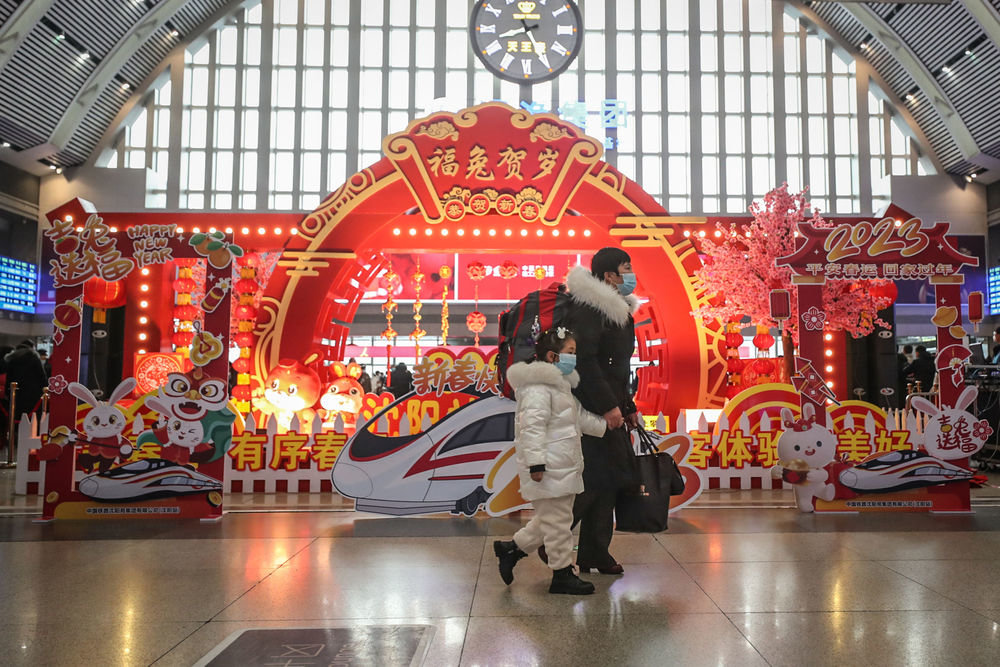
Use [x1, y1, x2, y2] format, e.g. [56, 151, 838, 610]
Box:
[507, 361, 607, 501]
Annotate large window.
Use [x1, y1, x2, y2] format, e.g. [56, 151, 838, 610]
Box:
[103, 0, 933, 216]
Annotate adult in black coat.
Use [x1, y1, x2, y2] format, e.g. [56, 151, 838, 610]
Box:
[3, 340, 46, 422]
[901, 345, 935, 393]
[563, 248, 638, 574]
[389, 362, 413, 398]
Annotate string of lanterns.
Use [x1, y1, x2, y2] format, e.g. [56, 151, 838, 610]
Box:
[172, 259, 199, 358]
[465, 261, 486, 346]
[231, 254, 260, 407]
[410, 257, 426, 360]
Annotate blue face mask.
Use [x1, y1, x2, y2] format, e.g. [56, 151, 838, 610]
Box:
[618, 272, 637, 296]
[554, 352, 576, 375]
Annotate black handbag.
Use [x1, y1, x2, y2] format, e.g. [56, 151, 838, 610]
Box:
[614, 427, 685, 533]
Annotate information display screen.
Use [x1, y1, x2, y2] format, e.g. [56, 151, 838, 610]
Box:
[989, 266, 1000, 316]
[0, 255, 38, 314]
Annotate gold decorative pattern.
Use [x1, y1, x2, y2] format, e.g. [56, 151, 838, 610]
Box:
[277, 250, 358, 277]
[298, 168, 379, 240]
[414, 120, 459, 140]
[441, 185, 471, 203]
[515, 187, 543, 204]
[481, 188, 499, 201]
[529, 122, 571, 142]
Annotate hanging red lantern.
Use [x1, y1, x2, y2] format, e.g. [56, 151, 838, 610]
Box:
[727, 357, 745, 373]
[83, 276, 126, 324]
[466, 262, 486, 282]
[172, 331, 194, 347]
[969, 291, 984, 323]
[725, 385, 743, 399]
[752, 358, 775, 375]
[231, 385, 251, 400]
[234, 305, 257, 320]
[725, 332, 743, 347]
[232, 357, 251, 373]
[235, 278, 259, 294]
[234, 332, 255, 347]
[173, 305, 199, 321]
[752, 324, 774, 350]
[173, 278, 198, 292]
[466, 310, 487, 333]
[869, 280, 898, 306]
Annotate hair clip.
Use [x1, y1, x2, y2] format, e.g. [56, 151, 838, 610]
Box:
[556, 326, 566, 339]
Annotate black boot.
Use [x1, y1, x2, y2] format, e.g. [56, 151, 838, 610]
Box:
[549, 566, 595, 595]
[493, 540, 527, 585]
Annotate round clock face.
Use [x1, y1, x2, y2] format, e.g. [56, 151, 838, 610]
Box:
[470, 1, 582, 84]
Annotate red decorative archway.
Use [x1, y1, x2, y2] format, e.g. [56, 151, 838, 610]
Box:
[257, 103, 726, 420]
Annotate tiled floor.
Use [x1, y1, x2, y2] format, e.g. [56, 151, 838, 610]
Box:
[2, 503, 1000, 666]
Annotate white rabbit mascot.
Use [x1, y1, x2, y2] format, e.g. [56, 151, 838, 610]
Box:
[67, 378, 137, 473]
[777, 402, 838, 513]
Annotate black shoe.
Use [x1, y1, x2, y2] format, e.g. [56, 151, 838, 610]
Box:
[549, 566, 595, 595]
[577, 562, 624, 575]
[538, 545, 548, 564]
[493, 540, 527, 585]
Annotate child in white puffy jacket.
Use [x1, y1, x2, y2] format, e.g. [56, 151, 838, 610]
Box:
[493, 327, 607, 595]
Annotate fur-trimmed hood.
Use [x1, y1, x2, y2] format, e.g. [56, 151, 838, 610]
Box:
[566, 265, 638, 326]
[506, 361, 580, 390]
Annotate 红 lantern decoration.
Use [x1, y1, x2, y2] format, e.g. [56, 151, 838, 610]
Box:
[769, 289, 791, 324]
[723, 320, 744, 399]
[499, 260, 519, 299]
[467, 261, 487, 345]
[752, 324, 775, 384]
[411, 257, 427, 359]
[969, 291, 984, 329]
[439, 264, 452, 345]
[172, 259, 199, 358]
[232, 253, 260, 413]
[83, 276, 126, 324]
[466, 311, 487, 343]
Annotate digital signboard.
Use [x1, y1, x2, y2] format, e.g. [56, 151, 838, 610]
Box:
[989, 265, 1000, 317]
[0, 255, 38, 314]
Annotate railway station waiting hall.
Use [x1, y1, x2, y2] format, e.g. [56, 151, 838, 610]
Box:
[2, 1, 1000, 665]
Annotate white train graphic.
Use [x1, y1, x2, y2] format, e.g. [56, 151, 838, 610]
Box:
[331, 394, 516, 516]
[78, 458, 223, 503]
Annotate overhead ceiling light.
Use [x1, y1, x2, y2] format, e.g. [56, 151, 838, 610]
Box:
[121, 82, 130, 90]
[965, 49, 973, 56]
[1, 141, 9, 148]
[970, 172, 978, 179]
[55, 167, 63, 174]
[56, 33, 65, 41]
[965, 175, 973, 183]
[80, 51, 90, 60]
[941, 65, 951, 74]
[905, 93, 916, 102]
[48, 164, 56, 170]
[859, 42, 868, 50]
[170, 29, 179, 37]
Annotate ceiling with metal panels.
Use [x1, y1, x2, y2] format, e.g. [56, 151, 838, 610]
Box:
[1, 0, 1000, 185]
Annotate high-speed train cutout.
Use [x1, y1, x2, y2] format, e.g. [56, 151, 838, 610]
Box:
[331, 393, 516, 516]
[77, 458, 223, 504]
[838, 450, 974, 494]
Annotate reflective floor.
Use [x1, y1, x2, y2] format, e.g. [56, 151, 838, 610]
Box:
[2, 500, 1000, 667]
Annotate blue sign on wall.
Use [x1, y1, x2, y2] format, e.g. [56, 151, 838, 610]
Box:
[0, 255, 38, 314]
[989, 265, 1000, 316]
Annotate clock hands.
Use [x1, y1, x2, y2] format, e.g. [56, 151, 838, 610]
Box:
[497, 22, 540, 39]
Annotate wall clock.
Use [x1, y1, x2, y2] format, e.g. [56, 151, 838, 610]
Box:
[470, 1, 583, 84]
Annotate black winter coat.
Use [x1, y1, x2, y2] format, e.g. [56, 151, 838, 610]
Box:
[564, 266, 638, 491]
[3, 347, 46, 417]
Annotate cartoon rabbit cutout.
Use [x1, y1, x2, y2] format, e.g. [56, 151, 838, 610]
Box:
[911, 386, 993, 460]
[68, 378, 137, 473]
[777, 402, 837, 512]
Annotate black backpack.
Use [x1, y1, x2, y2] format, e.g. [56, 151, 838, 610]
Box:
[495, 284, 575, 399]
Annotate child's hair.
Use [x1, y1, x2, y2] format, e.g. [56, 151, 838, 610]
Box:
[534, 327, 574, 361]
